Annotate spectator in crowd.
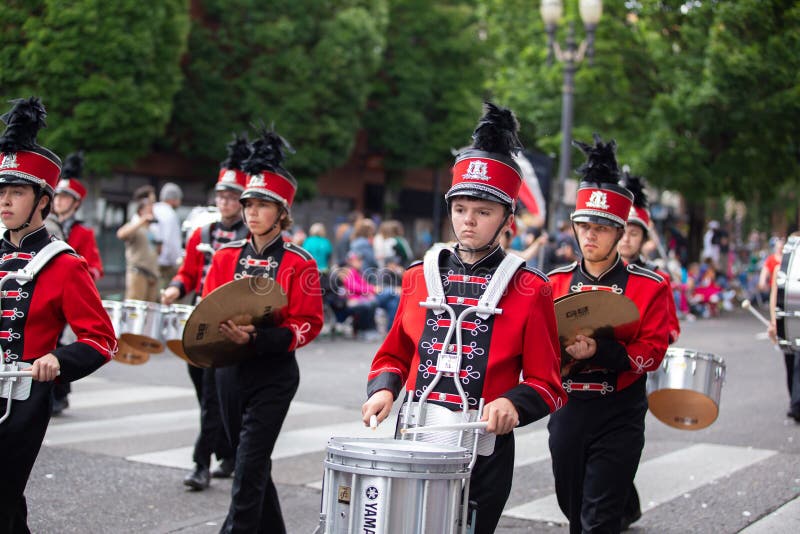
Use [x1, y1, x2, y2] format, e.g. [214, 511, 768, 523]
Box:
[349, 218, 378, 271]
[758, 236, 785, 304]
[333, 211, 362, 265]
[291, 226, 306, 247]
[153, 182, 183, 285]
[117, 186, 160, 301]
[304, 222, 333, 272]
[340, 251, 380, 341]
[380, 220, 414, 266]
[702, 220, 721, 268]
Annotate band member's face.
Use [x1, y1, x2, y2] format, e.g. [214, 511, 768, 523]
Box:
[451, 198, 509, 249]
[0, 185, 42, 228]
[215, 190, 241, 219]
[243, 197, 282, 233]
[53, 192, 77, 216]
[574, 221, 620, 262]
[618, 223, 645, 260]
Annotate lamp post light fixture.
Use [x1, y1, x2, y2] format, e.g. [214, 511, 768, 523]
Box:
[541, 0, 603, 233]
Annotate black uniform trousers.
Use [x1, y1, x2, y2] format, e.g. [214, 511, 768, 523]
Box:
[216, 352, 299, 534]
[548, 377, 648, 534]
[0, 381, 53, 534]
[469, 431, 515, 534]
[188, 365, 234, 468]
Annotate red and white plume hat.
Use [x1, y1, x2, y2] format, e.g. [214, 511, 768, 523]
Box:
[570, 134, 633, 228]
[240, 125, 297, 208]
[0, 97, 61, 195]
[55, 151, 87, 200]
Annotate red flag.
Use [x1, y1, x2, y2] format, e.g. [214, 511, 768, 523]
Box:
[514, 154, 546, 218]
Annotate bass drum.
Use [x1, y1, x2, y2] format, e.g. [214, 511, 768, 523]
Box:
[776, 236, 800, 353]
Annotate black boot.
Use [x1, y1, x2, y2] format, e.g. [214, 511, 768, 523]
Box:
[183, 465, 210, 491]
[211, 458, 235, 479]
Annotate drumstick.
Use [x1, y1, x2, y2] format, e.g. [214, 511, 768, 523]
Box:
[741, 299, 771, 328]
[400, 421, 489, 434]
[369, 415, 378, 430]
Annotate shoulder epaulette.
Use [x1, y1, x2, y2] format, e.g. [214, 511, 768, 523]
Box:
[521, 265, 549, 282]
[407, 260, 423, 269]
[548, 261, 578, 276]
[219, 239, 247, 250]
[627, 263, 663, 283]
[283, 241, 313, 261]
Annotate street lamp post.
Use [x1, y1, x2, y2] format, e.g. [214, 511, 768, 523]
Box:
[541, 0, 602, 233]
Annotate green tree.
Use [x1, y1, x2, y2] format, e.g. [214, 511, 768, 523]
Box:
[0, 0, 190, 174]
[168, 0, 388, 198]
[363, 0, 489, 178]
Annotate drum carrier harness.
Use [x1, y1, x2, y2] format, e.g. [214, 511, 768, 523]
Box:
[0, 240, 73, 424]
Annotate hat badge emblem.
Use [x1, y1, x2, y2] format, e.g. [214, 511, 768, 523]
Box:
[222, 170, 236, 183]
[586, 191, 609, 210]
[463, 160, 491, 181]
[249, 174, 266, 187]
[0, 153, 19, 170]
[58, 179, 70, 188]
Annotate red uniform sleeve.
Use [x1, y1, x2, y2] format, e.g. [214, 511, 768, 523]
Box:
[275, 257, 324, 351]
[50, 255, 117, 380]
[622, 280, 671, 374]
[367, 268, 423, 399]
[502, 279, 567, 423]
[69, 225, 104, 281]
[172, 227, 204, 298]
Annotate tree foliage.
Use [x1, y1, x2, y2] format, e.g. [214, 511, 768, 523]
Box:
[167, 0, 388, 198]
[0, 0, 190, 174]
[362, 0, 488, 174]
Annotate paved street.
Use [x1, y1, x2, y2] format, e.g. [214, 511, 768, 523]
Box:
[23, 310, 800, 533]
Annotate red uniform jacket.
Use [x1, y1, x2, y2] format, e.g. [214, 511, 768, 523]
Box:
[64, 219, 103, 281]
[202, 235, 323, 353]
[637, 258, 680, 344]
[548, 255, 670, 397]
[170, 219, 247, 299]
[0, 226, 116, 381]
[367, 246, 566, 426]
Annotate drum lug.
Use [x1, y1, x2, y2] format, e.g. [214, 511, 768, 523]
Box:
[691, 360, 697, 376]
[313, 513, 326, 534]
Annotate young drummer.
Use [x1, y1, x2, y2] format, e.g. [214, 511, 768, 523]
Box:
[547, 135, 670, 533]
[162, 135, 251, 490]
[0, 97, 117, 532]
[361, 103, 565, 534]
[202, 126, 323, 533]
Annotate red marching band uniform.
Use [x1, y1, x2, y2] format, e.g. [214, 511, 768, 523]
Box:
[0, 98, 117, 531]
[546, 135, 671, 533]
[54, 153, 104, 281]
[366, 103, 565, 534]
[202, 127, 323, 533]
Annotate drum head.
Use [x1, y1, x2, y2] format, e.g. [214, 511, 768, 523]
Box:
[648, 389, 718, 430]
[119, 333, 164, 354]
[113, 338, 150, 365]
[182, 277, 287, 368]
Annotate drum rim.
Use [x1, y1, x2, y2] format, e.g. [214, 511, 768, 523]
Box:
[665, 348, 725, 364]
[327, 437, 471, 460]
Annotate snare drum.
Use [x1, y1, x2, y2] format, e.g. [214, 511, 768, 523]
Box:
[776, 236, 800, 352]
[162, 304, 194, 361]
[646, 347, 726, 430]
[119, 300, 165, 353]
[102, 300, 125, 337]
[319, 437, 471, 534]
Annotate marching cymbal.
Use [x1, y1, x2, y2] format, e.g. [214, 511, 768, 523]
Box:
[113, 338, 150, 365]
[166, 340, 198, 366]
[182, 277, 287, 368]
[554, 290, 640, 347]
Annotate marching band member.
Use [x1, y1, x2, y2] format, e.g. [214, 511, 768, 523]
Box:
[361, 103, 566, 534]
[202, 125, 323, 533]
[547, 134, 670, 534]
[616, 170, 681, 529]
[0, 97, 117, 532]
[50, 151, 105, 415]
[162, 135, 250, 491]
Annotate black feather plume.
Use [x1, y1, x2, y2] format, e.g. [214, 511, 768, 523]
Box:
[0, 97, 48, 154]
[61, 151, 85, 180]
[243, 122, 295, 179]
[572, 133, 620, 184]
[621, 170, 648, 209]
[220, 133, 251, 171]
[471, 102, 522, 155]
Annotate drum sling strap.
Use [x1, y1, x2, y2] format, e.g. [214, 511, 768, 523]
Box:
[0, 240, 74, 423]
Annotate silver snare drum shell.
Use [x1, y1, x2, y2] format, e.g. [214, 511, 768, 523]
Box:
[320, 437, 471, 534]
[162, 304, 194, 341]
[646, 347, 726, 430]
[101, 300, 125, 338]
[119, 300, 165, 353]
[776, 236, 800, 351]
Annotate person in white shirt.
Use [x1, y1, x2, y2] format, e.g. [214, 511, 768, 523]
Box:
[153, 182, 183, 284]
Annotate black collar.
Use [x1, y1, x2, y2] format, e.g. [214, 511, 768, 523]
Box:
[447, 244, 505, 274]
[578, 253, 624, 282]
[248, 232, 283, 256]
[1, 225, 51, 252]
